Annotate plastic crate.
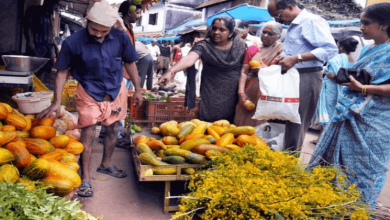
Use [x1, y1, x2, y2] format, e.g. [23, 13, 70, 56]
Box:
[146, 100, 199, 122]
[128, 95, 146, 120]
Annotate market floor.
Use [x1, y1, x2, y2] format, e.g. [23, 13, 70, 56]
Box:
[72, 127, 390, 219]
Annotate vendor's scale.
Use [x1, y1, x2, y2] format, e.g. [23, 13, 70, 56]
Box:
[0, 70, 33, 92]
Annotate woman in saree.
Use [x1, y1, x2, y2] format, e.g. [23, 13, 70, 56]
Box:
[310, 37, 359, 144]
[234, 21, 283, 126]
[158, 16, 246, 123]
[308, 2, 390, 208]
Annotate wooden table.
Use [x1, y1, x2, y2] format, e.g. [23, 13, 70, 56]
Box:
[131, 147, 200, 213]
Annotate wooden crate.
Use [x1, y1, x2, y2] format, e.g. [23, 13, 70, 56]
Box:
[131, 147, 200, 213]
[132, 147, 199, 181]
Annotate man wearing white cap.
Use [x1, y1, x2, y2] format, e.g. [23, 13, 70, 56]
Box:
[38, 0, 143, 197]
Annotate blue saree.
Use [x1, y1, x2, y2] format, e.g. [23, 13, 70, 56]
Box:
[314, 54, 353, 127]
[308, 43, 390, 208]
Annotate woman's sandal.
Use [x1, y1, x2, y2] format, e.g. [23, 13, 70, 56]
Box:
[77, 181, 94, 197]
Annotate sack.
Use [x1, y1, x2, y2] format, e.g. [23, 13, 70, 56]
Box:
[252, 65, 301, 124]
[334, 68, 372, 85]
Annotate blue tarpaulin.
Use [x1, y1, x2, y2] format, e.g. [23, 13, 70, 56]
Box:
[206, 4, 272, 26]
[165, 19, 205, 35]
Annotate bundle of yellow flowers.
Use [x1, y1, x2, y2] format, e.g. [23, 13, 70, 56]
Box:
[172, 143, 371, 219]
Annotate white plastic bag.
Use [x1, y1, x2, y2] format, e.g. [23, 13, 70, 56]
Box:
[252, 65, 301, 124]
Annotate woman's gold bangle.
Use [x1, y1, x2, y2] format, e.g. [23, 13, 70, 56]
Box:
[362, 85, 368, 95]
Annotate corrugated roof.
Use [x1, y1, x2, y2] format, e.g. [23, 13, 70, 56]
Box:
[195, 0, 230, 9]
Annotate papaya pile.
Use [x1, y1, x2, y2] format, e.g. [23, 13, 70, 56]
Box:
[0, 102, 83, 197]
[135, 119, 266, 176]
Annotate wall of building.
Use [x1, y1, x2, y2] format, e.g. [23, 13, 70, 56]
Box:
[205, 2, 232, 18]
[232, 0, 269, 8]
[134, 3, 165, 33]
[0, 0, 24, 54]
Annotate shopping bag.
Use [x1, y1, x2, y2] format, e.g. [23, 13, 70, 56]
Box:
[252, 65, 301, 124]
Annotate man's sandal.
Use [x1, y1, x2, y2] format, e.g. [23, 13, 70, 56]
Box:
[77, 181, 94, 197]
[96, 165, 127, 178]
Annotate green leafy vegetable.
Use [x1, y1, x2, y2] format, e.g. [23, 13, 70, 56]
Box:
[0, 182, 99, 220]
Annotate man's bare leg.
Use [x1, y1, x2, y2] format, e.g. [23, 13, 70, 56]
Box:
[80, 124, 97, 182]
[77, 124, 96, 197]
[96, 121, 127, 178]
[101, 121, 119, 168]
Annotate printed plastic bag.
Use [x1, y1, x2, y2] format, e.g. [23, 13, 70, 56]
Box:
[252, 65, 301, 124]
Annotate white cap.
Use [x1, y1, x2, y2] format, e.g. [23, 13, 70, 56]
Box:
[87, 0, 120, 28]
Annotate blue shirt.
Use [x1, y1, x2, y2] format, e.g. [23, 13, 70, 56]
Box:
[282, 9, 338, 68]
[55, 28, 138, 101]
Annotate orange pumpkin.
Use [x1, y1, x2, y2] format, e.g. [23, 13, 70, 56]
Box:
[62, 141, 84, 154]
[5, 114, 27, 130]
[134, 135, 150, 145]
[0, 103, 13, 113]
[0, 103, 9, 119]
[61, 153, 77, 163]
[0, 164, 19, 183]
[30, 154, 37, 162]
[25, 138, 55, 155]
[17, 177, 36, 190]
[45, 160, 81, 188]
[30, 126, 56, 140]
[0, 131, 17, 146]
[39, 149, 68, 162]
[2, 125, 16, 132]
[39, 117, 55, 126]
[23, 158, 50, 179]
[62, 161, 80, 171]
[23, 116, 32, 131]
[40, 176, 75, 197]
[16, 131, 30, 138]
[4, 141, 31, 168]
[0, 148, 15, 165]
[49, 135, 70, 148]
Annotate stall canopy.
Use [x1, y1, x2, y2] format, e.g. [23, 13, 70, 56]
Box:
[165, 19, 205, 35]
[206, 3, 272, 26]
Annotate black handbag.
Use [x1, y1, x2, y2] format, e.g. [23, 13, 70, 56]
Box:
[334, 68, 372, 85]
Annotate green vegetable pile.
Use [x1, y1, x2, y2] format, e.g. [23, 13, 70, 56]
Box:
[0, 182, 99, 220]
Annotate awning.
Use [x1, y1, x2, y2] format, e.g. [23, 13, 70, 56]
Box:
[165, 19, 205, 35]
[206, 3, 272, 26]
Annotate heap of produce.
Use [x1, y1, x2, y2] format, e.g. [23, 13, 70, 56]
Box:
[0, 182, 99, 219]
[0, 102, 83, 197]
[134, 119, 262, 176]
[172, 144, 373, 219]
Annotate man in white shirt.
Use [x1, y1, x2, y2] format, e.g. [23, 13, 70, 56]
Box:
[235, 19, 260, 47]
[147, 39, 160, 74]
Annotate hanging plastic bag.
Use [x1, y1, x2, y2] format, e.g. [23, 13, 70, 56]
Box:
[252, 65, 301, 124]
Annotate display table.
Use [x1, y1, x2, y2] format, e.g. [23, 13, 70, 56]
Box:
[131, 147, 200, 213]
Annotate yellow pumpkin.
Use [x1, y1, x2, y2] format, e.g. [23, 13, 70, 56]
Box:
[30, 126, 56, 140]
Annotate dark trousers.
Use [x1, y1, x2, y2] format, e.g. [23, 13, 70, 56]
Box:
[136, 54, 154, 90]
[283, 70, 323, 153]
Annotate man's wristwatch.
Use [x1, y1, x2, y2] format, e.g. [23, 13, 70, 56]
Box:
[297, 54, 303, 64]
